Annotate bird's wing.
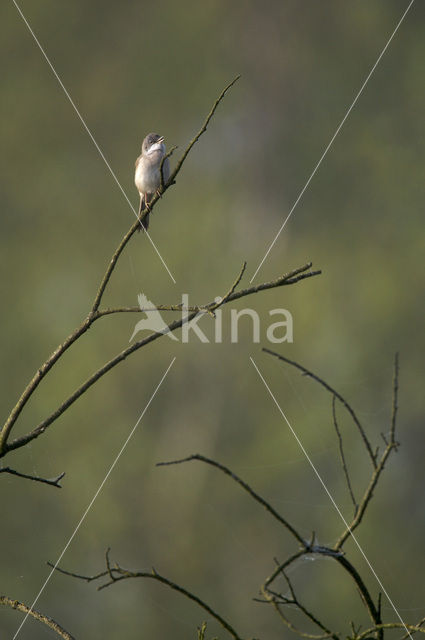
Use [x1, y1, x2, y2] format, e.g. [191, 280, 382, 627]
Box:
[162, 156, 171, 183]
[134, 153, 143, 168]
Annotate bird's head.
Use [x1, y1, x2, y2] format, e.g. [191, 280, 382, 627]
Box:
[142, 132, 165, 156]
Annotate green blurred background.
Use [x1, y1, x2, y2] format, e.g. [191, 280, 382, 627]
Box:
[1, 1, 424, 638]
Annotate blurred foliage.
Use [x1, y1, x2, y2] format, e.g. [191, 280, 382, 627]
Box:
[1, 1, 424, 638]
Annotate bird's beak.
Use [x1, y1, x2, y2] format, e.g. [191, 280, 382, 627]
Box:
[158, 136, 165, 143]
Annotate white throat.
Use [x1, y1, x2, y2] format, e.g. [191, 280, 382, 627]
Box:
[146, 142, 164, 155]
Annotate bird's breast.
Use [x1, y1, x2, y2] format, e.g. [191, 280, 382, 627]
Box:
[135, 157, 161, 195]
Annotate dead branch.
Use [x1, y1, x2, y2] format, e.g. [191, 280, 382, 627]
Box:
[0, 467, 64, 488]
[0, 595, 75, 639]
[157, 453, 306, 547]
[50, 552, 247, 640]
[262, 349, 377, 467]
[2, 262, 320, 457]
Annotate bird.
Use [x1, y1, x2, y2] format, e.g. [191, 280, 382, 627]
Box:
[134, 132, 170, 231]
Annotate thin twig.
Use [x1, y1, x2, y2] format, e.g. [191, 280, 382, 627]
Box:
[216, 261, 247, 305]
[97, 304, 213, 316]
[278, 571, 339, 640]
[0, 595, 75, 639]
[229, 263, 320, 303]
[260, 539, 386, 640]
[390, 352, 399, 443]
[50, 557, 245, 640]
[168, 75, 241, 186]
[96, 261, 316, 318]
[0, 467, 64, 488]
[263, 349, 377, 467]
[159, 145, 178, 191]
[47, 561, 109, 583]
[334, 437, 398, 550]
[355, 623, 425, 640]
[331, 395, 357, 512]
[401, 618, 425, 640]
[91, 224, 138, 315]
[0, 319, 92, 454]
[262, 549, 381, 640]
[268, 598, 334, 640]
[334, 356, 400, 550]
[136, 569, 245, 640]
[157, 453, 306, 547]
[263, 550, 308, 590]
[260, 566, 336, 640]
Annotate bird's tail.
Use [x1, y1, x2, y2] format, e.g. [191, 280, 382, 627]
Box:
[137, 196, 149, 232]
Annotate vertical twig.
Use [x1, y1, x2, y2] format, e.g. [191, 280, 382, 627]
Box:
[332, 395, 358, 512]
[263, 350, 377, 468]
[390, 353, 399, 443]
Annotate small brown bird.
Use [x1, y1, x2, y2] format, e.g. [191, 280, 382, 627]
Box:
[134, 133, 170, 231]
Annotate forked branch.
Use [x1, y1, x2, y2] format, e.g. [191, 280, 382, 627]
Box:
[262, 349, 377, 467]
[47, 356, 423, 640]
[1, 262, 320, 457]
[0, 467, 64, 488]
[49, 550, 247, 640]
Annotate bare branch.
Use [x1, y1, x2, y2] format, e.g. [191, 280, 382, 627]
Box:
[354, 623, 425, 640]
[333, 437, 398, 551]
[263, 349, 377, 467]
[157, 453, 306, 547]
[0, 319, 92, 454]
[334, 555, 381, 630]
[0, 595, 75, 639]
[168, 75, 241, 185]
[229, 263, 320, 303]
[96, 261, 318, 319]
[218, 261, 247, 304]
[263, 351, 400, 560]
[0, 467, 64, 488]
[2, 262, 320, 457]
[273, 570, 339, 640]
[267, 598, 334, 640]
[331, 395, 357, 512]
[265, 550, 308, 591]
[46, 561, 109, 583]
[401, 618, 425, 640]
[139, 568, 245, 640]
[198, 621, 207, 640]
[390, 352, 399, 443]
[159, 145, 178, 191]
[261, 549, 381, 640]
[50, 554, 246, 640]
[259, 566, 337, 640]
[91, 223, 138, 315]
[198, 621, 214, 640]
[333, 356, 400, 550]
